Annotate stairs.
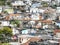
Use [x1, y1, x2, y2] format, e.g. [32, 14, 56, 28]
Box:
[21, 37, 40, 45]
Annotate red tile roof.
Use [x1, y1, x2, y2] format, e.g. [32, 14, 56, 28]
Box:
[5, 14, 20, 20]
[54, 29, 60, 35]
[22, 37, 41, 45]
[42, 20, 52, 23]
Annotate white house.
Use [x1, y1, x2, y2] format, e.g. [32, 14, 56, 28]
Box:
[37, 22, 42, 26]
[4, 6, 14, 14]
[43, 25, 48, 29]
[12, 28, 19, 35]
[30, 8, 45, 13]
[55, 0, 60, 5]
[31, 13, 40, 20]
[11, 1, 25, 6]
[29, 21, 35, 25]
[31, 3, 41, 8]
[55, 22, 60, 27]
[0, 6, 2, 13]
[30, 8, 38, 13]
[1, 21, 10, 26]
[56, 7, 60, 13]
[30, 29, 36, 34]
[56, 33, 60, 38]
[42, 0, 51, 2]
[39, 9, 45, 13]
[25, 0, 32, 5]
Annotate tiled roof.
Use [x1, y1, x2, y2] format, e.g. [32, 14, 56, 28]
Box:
[42, 20, 52, 23]
[54, 29, 60, 35]
[5, 14, 20, 20]
[35, 25, 41, 28]
[39, 15, 42, 20]
[44, 7, 56, 14]
[22, 37, 40, 45]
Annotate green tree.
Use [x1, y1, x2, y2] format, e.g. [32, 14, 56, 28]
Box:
[0, 29, 4, 41]
[0, 0, 6, 5]
[10, 20, 20, 27]
[50, 4, 57, 9]
[4, 11, 8, 14]
[41, 2, 48, 7]
[0, 29, 3, 34]
[2, 27, 12, 36]
[0, 27, 12, 42]
[7, 2, 11, 6]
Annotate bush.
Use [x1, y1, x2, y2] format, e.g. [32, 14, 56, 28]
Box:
[0, 27, 12, 42]
[0, 43, 11, 45]
[41, 2, 48, 7]
[7, 2, 12, 6]
[0, 1, 5, 5]
[50, 4, 57, 9]
[10, 20, 20, 27]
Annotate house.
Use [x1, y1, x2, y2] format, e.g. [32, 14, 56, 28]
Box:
[55, 0, 60, 6]
[36, 21, 42, 28]
[56, 7, 60, 13]
[31, 13, 40, 20]
[30, 29, 36, 34]
[42, 13, 56, 20]
[41, 0, 51, 2]
[53, 29, 60, 45]
[39, 15, 43, 20]
[21, 29, 37, 35]
[54, 29, 60, 38]
[38, 9, 45, 13]
[43, 25, 48, 29]
[59, 16, 60, 20]
[30, 8, 38, 13]
[48, 40, 59, 45]
[0, 6, 2, 13]
[0, 15, 6, 20]
[40, 34, 52, 40]
[12, 28, 19, 35]
[43, 24, 55, 29]
[0, 21, 10, 26]
[28, 21, 35, 27]
[41, 20, 53, 29]
[31, 2, 41, 8]
[11, 1, 25, 6]
[30, 8, 45, 13]
[24, 16, 31, 20]
[24, 0, 32, 5]
[18, 35, 41, 45]
[42, 20, 52, 24]
[5, 14, 21, 20]
[56, 7, 60, 16]
[44, 7, 56, 14]
[4, 6, 14, 14]
[55, 22, 60, 28]
[21, 29, 30, 34]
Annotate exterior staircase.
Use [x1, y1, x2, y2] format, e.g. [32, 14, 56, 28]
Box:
[21, 37, 40, 45]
